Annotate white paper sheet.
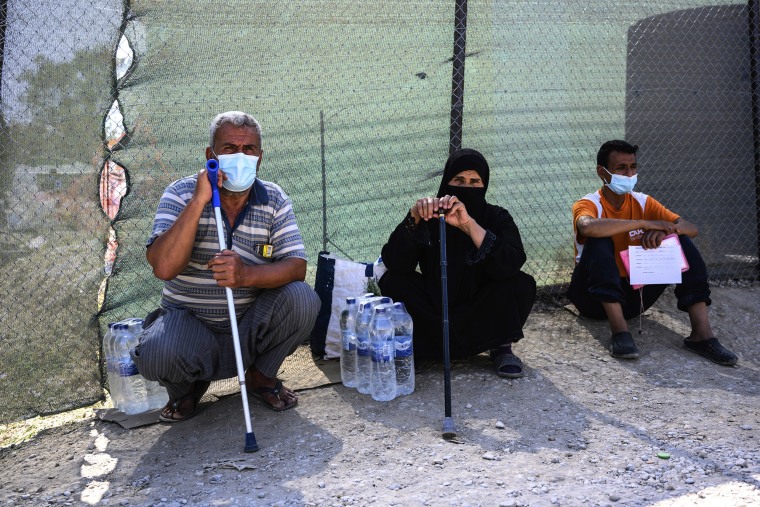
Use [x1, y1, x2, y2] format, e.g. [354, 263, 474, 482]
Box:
[628, 242, 683, 285]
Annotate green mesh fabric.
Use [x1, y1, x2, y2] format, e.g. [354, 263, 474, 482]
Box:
[0, 0, 757, 423]
[0, 0, 122, 423]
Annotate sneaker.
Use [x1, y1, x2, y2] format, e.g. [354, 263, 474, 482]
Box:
[683, 337, 738, 366]
[609, 331, 639, 359]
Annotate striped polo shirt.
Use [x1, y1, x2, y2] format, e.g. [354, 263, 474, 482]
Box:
[147, 174, 308, 329]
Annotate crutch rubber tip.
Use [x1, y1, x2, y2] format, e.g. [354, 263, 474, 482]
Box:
[244, 433, 260, 453]
[442, 417, 457, 439]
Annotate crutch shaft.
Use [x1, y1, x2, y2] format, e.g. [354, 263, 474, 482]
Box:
[207, 160, 259, 452]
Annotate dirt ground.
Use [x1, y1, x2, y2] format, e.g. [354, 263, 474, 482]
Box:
[1, 282, 759, 507]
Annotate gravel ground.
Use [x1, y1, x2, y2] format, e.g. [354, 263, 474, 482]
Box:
[1, 283, 758, 507]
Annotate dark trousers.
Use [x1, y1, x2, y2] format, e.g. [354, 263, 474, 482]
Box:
[379, 270, 536, 360]
[567, 236, 711, 320]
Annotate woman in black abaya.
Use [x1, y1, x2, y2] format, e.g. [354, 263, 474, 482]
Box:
[378, 148, 536, 377]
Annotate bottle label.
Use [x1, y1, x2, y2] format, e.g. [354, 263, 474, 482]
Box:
[342, 330, 356, 351]
[371, 342, 395, 362]
[395, 335, 413, 358]
[118, 360, 139, 377]
[356, 332, 371, 357]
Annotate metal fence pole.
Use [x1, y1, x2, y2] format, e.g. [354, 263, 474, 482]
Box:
[449, 0, 468, 155]
[320, 110, 327, 252]
[749, 0, 760, 279]
[0, 0, 6, 97]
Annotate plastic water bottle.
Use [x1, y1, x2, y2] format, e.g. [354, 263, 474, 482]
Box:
[113, 323, 149, 414]
[111, 323, 130, 411]
[125, 318, 169, 410]
[104, 322, 124, 409]
[391, 302, 415, 396]
[370, 306, 396, 401]
[355, 298, 382, 394]
[364, 297, 393, 331]
[353, 295, 392, 394]
[340, 297, 359, 388]
[371, 302, 394, 326]
[144, 380, 169, 411]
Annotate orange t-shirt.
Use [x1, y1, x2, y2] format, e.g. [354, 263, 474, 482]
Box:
[572, 190, 680, 276]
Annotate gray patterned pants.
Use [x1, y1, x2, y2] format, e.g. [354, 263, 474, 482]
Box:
[132, 281, 320, 399]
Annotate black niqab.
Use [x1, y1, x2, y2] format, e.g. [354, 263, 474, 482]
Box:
[436, 149, 489, 223]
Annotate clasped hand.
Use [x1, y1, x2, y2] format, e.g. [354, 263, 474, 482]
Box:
[411, 195, 471, 229]
[641, 220, 678, 249]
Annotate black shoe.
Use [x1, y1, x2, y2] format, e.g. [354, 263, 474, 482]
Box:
[609, 331, 639, 359]
[684, 337, 738, 366]
[490, 348, 525, 378]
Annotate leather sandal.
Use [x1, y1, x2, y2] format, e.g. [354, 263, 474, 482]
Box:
[251, 379, 298, 412]
[158, 381, 211, 423]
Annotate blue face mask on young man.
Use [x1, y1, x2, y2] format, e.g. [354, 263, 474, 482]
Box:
[602, 167, 637, 195]
[215, 152, 259, 192]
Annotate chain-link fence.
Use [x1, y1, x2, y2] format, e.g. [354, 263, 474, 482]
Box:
[1, 0, 757, 424]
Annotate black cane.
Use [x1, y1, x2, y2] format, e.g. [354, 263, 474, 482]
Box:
[439, 213, 456, 439]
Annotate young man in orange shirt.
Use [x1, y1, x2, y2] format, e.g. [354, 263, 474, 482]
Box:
[568, 140, 737, 366]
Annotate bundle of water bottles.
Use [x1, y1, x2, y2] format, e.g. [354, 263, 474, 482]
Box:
[339, 294, 415, 402]
[104, 318, 169, 414]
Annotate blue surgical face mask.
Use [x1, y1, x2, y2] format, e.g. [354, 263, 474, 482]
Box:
[215, 152, 259, 192]
[603, 167, 637, 195]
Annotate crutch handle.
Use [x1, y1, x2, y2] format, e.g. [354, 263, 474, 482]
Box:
[206, 159, 221, 208]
